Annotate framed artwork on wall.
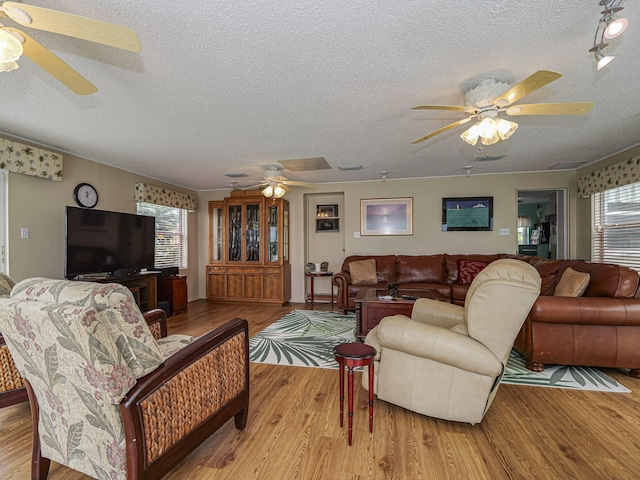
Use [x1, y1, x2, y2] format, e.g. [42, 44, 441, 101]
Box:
[316, 218, 339, 232]
[317, 204, 338, 218]
[360, 197, 413, 236]
[442, 196, 493, 231]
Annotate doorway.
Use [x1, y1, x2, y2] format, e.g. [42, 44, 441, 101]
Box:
[516, 189, 568, 260]
[304, 192, 345, 302]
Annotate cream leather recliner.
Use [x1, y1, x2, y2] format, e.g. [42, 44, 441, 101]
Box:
[363, 259, 541, 424]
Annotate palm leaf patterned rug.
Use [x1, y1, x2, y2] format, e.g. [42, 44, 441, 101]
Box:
[249, 310, 631, 393]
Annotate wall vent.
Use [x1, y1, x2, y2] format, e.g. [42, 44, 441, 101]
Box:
[225, 173, 248, 178]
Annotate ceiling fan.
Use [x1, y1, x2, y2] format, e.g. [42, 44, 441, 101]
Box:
[412, 70, 593, 146]
[0, 1, 140, 95]
[243, 167, 316, 198]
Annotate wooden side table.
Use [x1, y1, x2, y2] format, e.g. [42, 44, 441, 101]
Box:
[158, 275, 188, 315]
[305, 271, 334, 307]
[333, 342, 376, 446]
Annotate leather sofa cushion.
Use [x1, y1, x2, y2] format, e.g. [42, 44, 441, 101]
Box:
[562, 261, 640, 298]
[343, 255, 397, 284]
[396, 255, 445, 284]
[444, 254, 503, 284]
[350, 259, 378, 285]
[555, 267, 590, 297]
[457, 260, 489, 284]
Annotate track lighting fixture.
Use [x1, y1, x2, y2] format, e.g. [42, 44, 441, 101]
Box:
[589, 0, 628, 70]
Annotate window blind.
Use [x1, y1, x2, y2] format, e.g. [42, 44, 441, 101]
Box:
[592, 182, 640, 271]
[137, 203, 188, 269]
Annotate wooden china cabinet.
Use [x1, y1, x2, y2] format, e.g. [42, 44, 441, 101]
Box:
[206, 190, 291, 305]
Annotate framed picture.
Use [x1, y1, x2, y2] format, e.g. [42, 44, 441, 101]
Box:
[316, 218, 339, 232]
[360, 197, 413, 236]
[442, 196, 493, 231]
[317, 204, 338, 218]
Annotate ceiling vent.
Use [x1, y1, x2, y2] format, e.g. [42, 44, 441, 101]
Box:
[474, 155, 505, 162]
[224, 173, 248, 178]
[278, 157, 331, 171]
[548, 162, 585, 170]
[338, 165, 363, 171]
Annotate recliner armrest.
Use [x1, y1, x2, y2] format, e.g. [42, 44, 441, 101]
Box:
[378, 315, 502, 377]
[411, 298, 464, 328]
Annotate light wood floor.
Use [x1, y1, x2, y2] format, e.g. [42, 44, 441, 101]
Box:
[2, 300, 640, 479]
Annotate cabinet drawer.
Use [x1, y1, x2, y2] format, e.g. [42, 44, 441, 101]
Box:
[208, 266, 227, 273]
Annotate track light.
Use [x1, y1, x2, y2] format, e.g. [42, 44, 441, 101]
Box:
[590, 1, 628, 70]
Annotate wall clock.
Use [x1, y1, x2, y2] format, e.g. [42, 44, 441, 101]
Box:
[73, 183, 99, 208]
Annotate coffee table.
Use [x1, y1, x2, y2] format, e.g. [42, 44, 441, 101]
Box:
[354, 288, 447, 340]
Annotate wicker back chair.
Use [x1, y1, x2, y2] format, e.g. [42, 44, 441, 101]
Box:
[0, 278, 249, 480]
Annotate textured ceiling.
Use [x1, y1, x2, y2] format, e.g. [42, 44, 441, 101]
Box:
[1, 0, 638, 190]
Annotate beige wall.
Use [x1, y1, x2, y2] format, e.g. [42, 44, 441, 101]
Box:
[197, 170, 579, 303]
[6, 145, 200, 300]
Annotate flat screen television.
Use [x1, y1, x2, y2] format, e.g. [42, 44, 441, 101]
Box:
[65, 206, 155, 279]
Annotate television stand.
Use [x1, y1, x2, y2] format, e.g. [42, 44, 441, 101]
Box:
[79, 274, 158, 311]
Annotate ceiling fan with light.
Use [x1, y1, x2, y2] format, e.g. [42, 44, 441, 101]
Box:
[412, 70, 593, 146]
[0, 1, 140, 95]
[243, 167, 316, 199]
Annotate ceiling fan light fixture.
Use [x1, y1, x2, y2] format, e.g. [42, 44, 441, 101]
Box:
[496, 118, 518, 140]
[262, 185, 274, 198]
[460, 124, 480, 146]
[0, 28, 23, 65]
[273, 185, 286, 198]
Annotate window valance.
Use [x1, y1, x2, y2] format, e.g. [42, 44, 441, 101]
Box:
[134, 183, 196, 211]
[578, 155, 640, 198]
[0, 136, 63, 181]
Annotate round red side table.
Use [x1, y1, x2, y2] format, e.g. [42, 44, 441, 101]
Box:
[333, 342, 376, 445]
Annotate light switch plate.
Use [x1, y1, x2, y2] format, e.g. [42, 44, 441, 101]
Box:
[20, 227, 29, 239]
[499, 228, 510, 236]
[354, 232, 361, 238]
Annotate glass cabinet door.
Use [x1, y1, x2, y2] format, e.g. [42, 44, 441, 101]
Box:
[283, 202, 289, 262]
[209, 202, 223, 262]
[245, 203, 261, 262]
[228, 204, 242, 261]
[267, 205, 279, 262]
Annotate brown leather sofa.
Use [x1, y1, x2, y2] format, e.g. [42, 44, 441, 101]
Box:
[332, 253, 640, 377]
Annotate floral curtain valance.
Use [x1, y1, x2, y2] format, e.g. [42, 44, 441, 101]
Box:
[0, 136, 63, 181]
[134, 183, 196, 211]
[578, 155, 640, 198]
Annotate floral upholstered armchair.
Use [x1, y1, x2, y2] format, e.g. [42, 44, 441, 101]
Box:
[0, 278, 249, 480]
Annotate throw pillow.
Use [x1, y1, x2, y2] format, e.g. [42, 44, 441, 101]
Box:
[458, 260, 489, 284]
[349, 259, 378, 285]
[554, 267, 590, 297]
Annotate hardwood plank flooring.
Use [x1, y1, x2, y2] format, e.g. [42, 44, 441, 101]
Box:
[2, 300, 640, 479]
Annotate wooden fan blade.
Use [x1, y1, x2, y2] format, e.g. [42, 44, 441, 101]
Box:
[492, 70, 562, 107]
[241, 183, 267, 190]
[3, 2, 141, 52]
[9, 28, 97, 95]
[281, 180, 315, 188]
[506, 103, 594, 116]
[412, 105, 476, 113]
[411, 117, 473, 144]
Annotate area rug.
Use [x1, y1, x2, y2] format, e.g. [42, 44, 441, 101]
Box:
[249, 310, 631, 393]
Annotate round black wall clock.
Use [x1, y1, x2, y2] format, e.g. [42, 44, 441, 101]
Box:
[73, 183, 99, 208]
